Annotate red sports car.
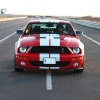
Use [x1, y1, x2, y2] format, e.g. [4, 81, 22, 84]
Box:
[15, 20, 84, 72]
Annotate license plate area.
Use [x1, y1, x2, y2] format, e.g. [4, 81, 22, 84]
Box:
[43, 58, 56, 64]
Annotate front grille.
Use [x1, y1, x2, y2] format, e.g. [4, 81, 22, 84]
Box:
[29, 61, 70, 67]
[29, 46, 70, 54]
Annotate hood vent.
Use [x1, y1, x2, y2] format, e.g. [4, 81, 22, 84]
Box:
[36, 37, 46, 38]
[54, 37, 60, 39]
[54, 37, 64, 40]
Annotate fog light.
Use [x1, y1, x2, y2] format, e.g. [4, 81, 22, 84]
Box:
[73, 62, 78, 67]
[21, 61, 26, 66]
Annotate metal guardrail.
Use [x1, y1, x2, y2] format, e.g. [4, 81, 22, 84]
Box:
[58, 17, 100, 30]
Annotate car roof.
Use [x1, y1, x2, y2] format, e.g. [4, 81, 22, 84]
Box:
[28, 20, 71, 24]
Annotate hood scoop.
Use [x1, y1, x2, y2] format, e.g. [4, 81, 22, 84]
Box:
[36, 37, 46, 38]
[54, 37, 64, 40]
[35, 36, 63, 39]
[54, 37, 60, 39]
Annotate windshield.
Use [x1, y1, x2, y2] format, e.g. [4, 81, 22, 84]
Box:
[24, 23, 75, 35]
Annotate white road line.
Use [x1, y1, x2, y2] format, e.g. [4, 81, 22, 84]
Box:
[0, 28, 24, 43]
[0, 32, 15, 43]
[83, 34, 100, 45]
[46, 70, 52, 90]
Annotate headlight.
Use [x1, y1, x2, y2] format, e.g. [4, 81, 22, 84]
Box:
[72, 48, 80, 54]
[19, 47, 27, 53]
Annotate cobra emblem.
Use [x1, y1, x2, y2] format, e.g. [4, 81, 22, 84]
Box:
[62, 48, 64, 52]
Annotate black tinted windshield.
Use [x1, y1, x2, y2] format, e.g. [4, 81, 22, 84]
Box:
[24, 23, 75, 35]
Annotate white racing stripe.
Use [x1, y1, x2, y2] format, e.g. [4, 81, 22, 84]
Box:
[83, 34, 100, 45]
[50, 34, 60, 69]
[50, 20, 59, 23]
[46, 70, 52, 90]
[39, 34, 49, 68]
[40, 20, 49, 23]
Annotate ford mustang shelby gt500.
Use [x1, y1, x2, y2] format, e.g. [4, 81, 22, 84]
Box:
[15, 20, 84, 72]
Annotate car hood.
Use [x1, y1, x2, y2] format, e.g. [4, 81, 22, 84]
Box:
[19, 34, 80, 47]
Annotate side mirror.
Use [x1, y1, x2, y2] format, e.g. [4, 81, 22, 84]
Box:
[16, 29, 23, 35]
[75, 30, 83, 36]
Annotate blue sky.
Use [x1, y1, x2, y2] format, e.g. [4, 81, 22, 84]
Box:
[0, 0, 100, 16]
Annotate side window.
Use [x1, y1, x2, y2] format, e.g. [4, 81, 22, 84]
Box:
[25, 24, 32, 34]
[66, 24, 74, 35]
[63, 25, 67, 31]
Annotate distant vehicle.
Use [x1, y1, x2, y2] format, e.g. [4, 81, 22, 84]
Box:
[35, 15, 39, 18]
[45, 16, 52, 17]
[15, 19, 84, 72]
[40, 16, 45, 18]
[27, 15, 34, 18]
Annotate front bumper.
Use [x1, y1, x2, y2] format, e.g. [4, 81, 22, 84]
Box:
[15, 53, 84, 70]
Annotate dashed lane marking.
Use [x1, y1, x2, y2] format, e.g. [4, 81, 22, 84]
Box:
[83, 34, 100, 45]
[0, 32, 15, 43]
[46, 70, 52, 90]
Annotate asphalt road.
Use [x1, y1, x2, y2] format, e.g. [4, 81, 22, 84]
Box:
[0, 17, 100, 100]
